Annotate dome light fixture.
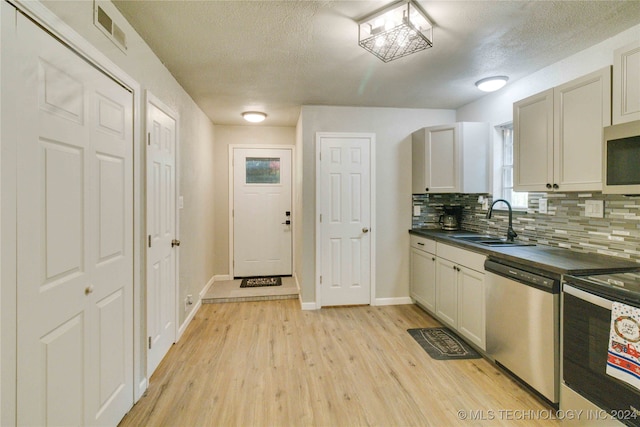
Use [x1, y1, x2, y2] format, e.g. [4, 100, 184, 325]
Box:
[475, 76, 509, 92]
[242, 111, 267, 123]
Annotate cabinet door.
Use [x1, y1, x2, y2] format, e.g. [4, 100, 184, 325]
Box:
[457, 266, 486, 350]
[426, 125, 459, 193]
[410, 248, 436, 312]
[554, 67, 611, 192]
[435, 257, 457, 328]
[613, 40, 640, 124]
[514, 89, 554, 191]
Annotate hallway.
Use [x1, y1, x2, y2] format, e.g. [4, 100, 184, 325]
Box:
[118, 300, 558, 427]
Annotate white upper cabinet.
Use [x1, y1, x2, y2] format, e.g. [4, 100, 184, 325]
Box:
[514, 67, 611, 192]
[613, 41, 640, 124]
[513, 89, 554, 192]
[412, 122, 490, 194]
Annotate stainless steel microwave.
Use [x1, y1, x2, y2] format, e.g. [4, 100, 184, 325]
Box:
[603, 120, 640, 194]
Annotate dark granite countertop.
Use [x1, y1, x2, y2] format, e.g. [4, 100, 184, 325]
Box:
[409, 228, 640, 276]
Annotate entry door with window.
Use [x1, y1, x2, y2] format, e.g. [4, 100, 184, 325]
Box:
[317, 133, 374, 307]
[233, 148, 292, 277]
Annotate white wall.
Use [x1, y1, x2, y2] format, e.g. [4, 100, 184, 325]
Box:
[213, 125, 296, 276]
[457, 24, 640, 126]
[297, 106, 456, 304]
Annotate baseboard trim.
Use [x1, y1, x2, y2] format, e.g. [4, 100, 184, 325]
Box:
[213, 274, 231, 282]
[177, 299, 201, 341]
[176, 275, 215, 342]
[136, 378, 148, 404]
[200, 275, 216, 299]
[373, 297, 413, 306]
[300, 301, 318, 310]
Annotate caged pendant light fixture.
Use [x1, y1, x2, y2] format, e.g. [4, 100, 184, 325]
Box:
[357, 0, 433, 63]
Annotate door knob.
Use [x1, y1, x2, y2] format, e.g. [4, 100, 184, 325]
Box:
[85, 285, 94, 295]
[362, 227, 369, 233]
[172, 239, 181, 247]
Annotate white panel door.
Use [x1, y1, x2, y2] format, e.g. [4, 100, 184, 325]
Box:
[319, 134, 372, 306]
[14, 13, 133, 426]
[146, 97, 178, 376]
[233, 148, 292, 277]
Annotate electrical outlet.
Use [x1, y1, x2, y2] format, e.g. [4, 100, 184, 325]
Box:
[585, 199, 604, 218]
[413, 205, 421, 216]
[539, 198, 548, 214]
[482, 199, 489, 210]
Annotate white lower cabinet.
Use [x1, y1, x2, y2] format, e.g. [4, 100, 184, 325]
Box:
[410, 236, 486, 351]
[457, 266, 486, 349]
[435, 257, 458, 328]
[410, 235, 437, 312]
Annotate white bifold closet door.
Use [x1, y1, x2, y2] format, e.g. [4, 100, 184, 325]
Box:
[14, 12, 134, 427]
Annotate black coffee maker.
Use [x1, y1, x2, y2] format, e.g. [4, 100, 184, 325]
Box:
[439, 206, 462, 230]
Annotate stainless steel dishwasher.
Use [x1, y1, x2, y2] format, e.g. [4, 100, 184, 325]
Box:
[485, 258, 560, 406]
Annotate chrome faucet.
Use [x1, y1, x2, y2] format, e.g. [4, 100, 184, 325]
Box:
[486, 199, 518, 242]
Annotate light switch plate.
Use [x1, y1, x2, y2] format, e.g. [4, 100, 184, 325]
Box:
[539, 198, 548, 214]
[585, 199, 604, 218]
[178, 196, 184, 209]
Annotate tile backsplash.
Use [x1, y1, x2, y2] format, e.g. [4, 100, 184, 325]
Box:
[412, 192, 640, 264]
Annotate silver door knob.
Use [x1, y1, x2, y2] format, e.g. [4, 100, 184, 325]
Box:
[362, 227, 369, 233]
[85, 285, 94, 295]
[172, 239, 181, 247]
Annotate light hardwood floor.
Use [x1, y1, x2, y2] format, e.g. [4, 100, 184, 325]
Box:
[119, 300, 560, 427]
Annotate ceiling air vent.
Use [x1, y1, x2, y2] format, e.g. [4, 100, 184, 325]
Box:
[94, 2, 127, 53]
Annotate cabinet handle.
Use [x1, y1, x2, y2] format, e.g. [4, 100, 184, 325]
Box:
[432, 257, 436, 261]
[417, 242, 424, 246]
[546, 183, 552, 189]
[553, 183, 559, 189]
[425, 187, 429, 192]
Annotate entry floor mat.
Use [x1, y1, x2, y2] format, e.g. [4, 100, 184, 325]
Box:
[240, 276, 283, 288]
[408, 327, 481, 360]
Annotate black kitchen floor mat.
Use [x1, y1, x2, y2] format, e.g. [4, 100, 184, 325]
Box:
[408, 327, 481, 360]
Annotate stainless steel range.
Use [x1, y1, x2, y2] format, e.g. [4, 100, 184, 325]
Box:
[562, 272, 640, 426]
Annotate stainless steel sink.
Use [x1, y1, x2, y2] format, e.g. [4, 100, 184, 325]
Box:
[453, 235, 535, 247]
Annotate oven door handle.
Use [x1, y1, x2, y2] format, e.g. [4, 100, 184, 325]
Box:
[563, 284, 613, 310]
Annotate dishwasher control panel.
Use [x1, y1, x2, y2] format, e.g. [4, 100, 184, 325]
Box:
[485, 259, 559, 293]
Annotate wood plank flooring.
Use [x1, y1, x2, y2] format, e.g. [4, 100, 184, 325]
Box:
[119, 301, 560, 427]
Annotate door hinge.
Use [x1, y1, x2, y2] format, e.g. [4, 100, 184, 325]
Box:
[147, 133, 151, 146]
[148, 336, 152, 349]
[320, 276, 323, 284]
[319, 214, 322, 223]
[319, 152, 322, 161]
[148, 235, 151, 248]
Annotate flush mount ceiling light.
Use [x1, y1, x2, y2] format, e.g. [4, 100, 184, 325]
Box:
[242, 111, 267, 123]
[475, 76, 509, 92]
[357, 0, 433, 63]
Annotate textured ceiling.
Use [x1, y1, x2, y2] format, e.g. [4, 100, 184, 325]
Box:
[113, 0, 640, 126]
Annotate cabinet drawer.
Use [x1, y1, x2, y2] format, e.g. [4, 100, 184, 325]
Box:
[410, 235, 436, 253]
[436, 242, 485, 271]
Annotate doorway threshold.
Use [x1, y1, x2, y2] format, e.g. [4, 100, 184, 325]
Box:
[202, 276, 299, 304]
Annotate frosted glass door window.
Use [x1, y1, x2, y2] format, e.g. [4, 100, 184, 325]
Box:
[246, 157, 280, 183]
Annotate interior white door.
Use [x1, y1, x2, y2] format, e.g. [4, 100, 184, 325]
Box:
[146, 97, 178, 376]
[14, 13, 134, 426]
[233, 148, 292, 277]
[319, 134, 372, 306]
